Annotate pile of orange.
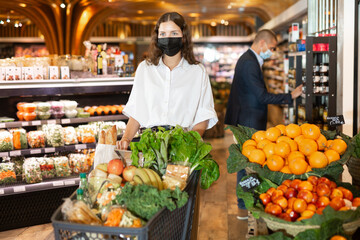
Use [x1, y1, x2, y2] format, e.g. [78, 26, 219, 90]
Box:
[260, 176, 360, 222]
[241, 123, 347, 175]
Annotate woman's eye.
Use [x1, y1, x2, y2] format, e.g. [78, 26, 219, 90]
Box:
[159, 32, 165, 36]
[172, 32, 178, 36]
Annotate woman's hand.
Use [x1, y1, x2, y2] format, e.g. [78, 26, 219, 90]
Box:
[116, 117, 140, 150]
[117, 137, 131, 150]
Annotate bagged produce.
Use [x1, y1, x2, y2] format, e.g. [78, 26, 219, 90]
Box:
[42, 124, 64, 147]
[0, 130, 13, 152]
[11, 156, 24, 176]
[36, 102, 51, 112]
[53, 156, 71, 177]
[64, 109, 77, 118]
[102, 206, 142, 228]
[0, 162, 16, 184]
[23, 158, 42, 184]
[9, 128, 27, 150]
[78, 125, 96, 144]
[68, 153, 88, 173]
[60, 100, 78, 111]
[61, 198, 102, 225]
[37, 157, 56, 178]
[27, 130, 46, 148]
[50, 101, 64, 112]
[37, 111, 51, 120]
[63, 126, 78, 145]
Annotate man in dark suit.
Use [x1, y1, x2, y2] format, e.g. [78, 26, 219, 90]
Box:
[225, 29, 303, 219]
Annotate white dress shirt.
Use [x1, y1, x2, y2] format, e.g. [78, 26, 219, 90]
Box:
[123, 57, 218, 130]
[250, 48, 264, 67]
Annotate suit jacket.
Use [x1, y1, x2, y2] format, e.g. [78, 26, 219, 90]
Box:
[225, 49, 292, 130]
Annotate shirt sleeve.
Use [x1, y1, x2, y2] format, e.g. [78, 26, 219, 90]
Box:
[191, 65, 218, 129]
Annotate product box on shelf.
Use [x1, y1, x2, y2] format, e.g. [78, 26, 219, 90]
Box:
[60, 66, 70, 80]
[14, 67, 21, 81]
[22, 67, 34, 80]
[0, 67, 5, 81]
[34, 66, 44, 80]
[49, 66, 59, 80]
[5, 67, 15, 81]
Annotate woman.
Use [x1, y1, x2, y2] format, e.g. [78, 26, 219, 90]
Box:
[118, 12, 218, 150]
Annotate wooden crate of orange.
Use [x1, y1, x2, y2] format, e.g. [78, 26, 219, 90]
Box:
[227, 124, 354, 185]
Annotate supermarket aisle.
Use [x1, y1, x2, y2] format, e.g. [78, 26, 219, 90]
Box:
[0, 130, 246, 240]
[198, 130, 248, 240]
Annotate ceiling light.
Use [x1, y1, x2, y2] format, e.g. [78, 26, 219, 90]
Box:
[238, 7, 245, 12]
[161, 1, 165, 4]
[15, 23, 19, 28]
[10, 10, 14, 14]
[0, 20, 4, 25]
[19, 23, 22, 27]
[60, 3, 66, 8]
[6, 18, 10, 23]
[227, 5, 232, 9]
[137, 10, 144, 14]
[221, 19, 225, 24]
[189, 13, 200, 18]
[224, 21, 229, 26]
[19, 3, 26, 7]
[210, 21, 216, 27]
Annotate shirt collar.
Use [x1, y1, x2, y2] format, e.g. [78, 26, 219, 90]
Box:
[250, 48, 264, 67]
[158, 56, 188, 69]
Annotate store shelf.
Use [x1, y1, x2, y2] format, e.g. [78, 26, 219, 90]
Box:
[0, 176, 79, 196]
[0, 143, 97, 158]
[0, 114, 128, 129]
[288, 52, 306, 57]
[0, 77, 134, 97]
[266, 75, 285, 81]
[313, 51, 329, 54]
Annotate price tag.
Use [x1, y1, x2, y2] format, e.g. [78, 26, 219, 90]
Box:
[65, 180, 76, 185]
[30, 149, 41, 154]
[327, 115, 345, 126]
[45, 148, 55, 153]
[13, 186, 26, 192]
[0, 152, 8, 157]
[0, 123, 5, 128]
[48, 120, 57, 124]
[238, 174, 261, 193]
[0, 189, 4, 195]
[62, 119, 71, 124]
[10, 150, 21, 156]
[75, 144, 86, 150]
[32, 121, 41, 126]
[22, 122, 29, 126]
[53, 181, 64, 187]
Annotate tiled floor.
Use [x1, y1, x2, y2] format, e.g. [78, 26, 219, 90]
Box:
[0, 130, 247, 240]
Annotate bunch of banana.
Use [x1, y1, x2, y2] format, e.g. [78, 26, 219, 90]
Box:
[133, 168, 163, 190]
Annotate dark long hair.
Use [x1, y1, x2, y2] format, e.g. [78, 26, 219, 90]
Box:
[146, 12, 199, 65]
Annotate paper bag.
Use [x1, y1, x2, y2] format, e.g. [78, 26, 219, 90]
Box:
[93, 144, 119, 168]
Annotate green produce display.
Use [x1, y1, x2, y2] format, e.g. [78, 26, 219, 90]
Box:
[115, 183, 188, 221]
[130, 126, 220, 189]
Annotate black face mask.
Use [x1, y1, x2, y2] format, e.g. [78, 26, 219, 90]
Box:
[156, 37, 183, 56]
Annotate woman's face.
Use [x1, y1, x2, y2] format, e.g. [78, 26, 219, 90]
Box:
[158, 21, 183, 38]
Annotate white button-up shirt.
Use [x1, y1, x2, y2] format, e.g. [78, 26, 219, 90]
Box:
[123, 57, 218, 130]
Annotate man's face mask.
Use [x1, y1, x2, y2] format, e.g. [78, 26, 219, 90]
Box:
[157, 37, 183, 57]
[260, 42, 273, 60]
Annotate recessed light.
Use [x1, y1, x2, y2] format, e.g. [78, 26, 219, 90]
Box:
[137, 10, 144, 14]
[19, 3, 26, 7]
[224, 21, 229, 26]
[210, 21, 216, 27]
[221, 19, 225, 24]
[189, 13, 200, 18]
[60, 3, 66, 8]
[238, 7, 245, 12]
[227, 5, 232, 9]
[6, 18, 10, 23]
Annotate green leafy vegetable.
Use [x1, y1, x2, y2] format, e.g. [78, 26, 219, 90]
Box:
[250, 232, 292, 240]
[115, 183, 188, 221]
[130, 126, 220, 189]
[226, 125, 354, 185]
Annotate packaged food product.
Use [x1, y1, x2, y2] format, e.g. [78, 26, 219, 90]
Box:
[0, 117, 14, 122]
[23, 112, 36, 121]
[78, 125, 96, 143]
[36, 102, 51, 112]
[114, 121, 126, 136]
[16, 111, 24, 121]
[96, 182, 122, 208]
[42, 124, 64, 147]
[65, 109, 78, 118]
[61, 198, 102, 225]
[162, 175, 186, 191]
[37, 157, 56, 179]
[23, 158, 42, 184]
[9, 128, 27, 150]
[37, 111, 51, 120]
[23, 103, 36, 113]
[77, 112, 90, 118]
[0, 130, 13, 152]
[0, 162, 16, 184]
[11, 156, 24, 176]
[76, 107, 84, 113]
[61, 100, 78, 111]
[53, 156, 71, 177]
[50, 101, 64, 112]
[27, 130, 46, 148]
[16, 102, 25, 112]
[51, 110, 65, 119]
[68, 153, 89, 173]
[102, 206, 142, 228]
[63, 126, 78, 145]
